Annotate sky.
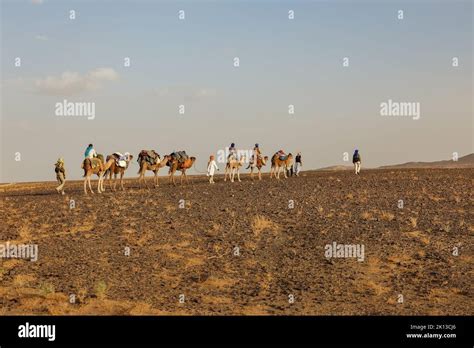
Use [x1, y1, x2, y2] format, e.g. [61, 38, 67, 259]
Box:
[1, 0, 472, 182]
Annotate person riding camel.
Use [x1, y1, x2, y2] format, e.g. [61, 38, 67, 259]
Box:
[277, 149, 286, 159]
[248, 143, 264, 168]
[228, 143, 237, 160]
[84, 144, 97, 159]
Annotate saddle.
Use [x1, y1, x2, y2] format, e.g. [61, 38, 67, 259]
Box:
[91, 157, 103, 169]
[171, 151, 189, 163]
[113, 152, 129, 168]
[279, 155, 288, 161]
[138, 150, 160, 165]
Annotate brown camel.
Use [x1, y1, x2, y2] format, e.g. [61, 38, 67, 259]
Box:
[168, 156, 196, 185]
[137, 152, 170, 188]
[249, 155, 269, 180]
[224, 154, 246, 182]
[270, 152, 294, 179]
[105, 153, 134, 191]
[82, 154, 115, 194]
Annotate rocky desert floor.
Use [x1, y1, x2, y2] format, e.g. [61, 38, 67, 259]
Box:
[0, 168, 472, 315]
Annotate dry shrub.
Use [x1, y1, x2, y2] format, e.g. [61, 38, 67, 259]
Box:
[94, 281, 107, 299]
[380, 211, 395, 221]
[251, 215, 280, 237]
[409, 217, 417, 228]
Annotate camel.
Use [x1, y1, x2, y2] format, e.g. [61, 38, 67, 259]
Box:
[224, 154, 246, 182]
[270, 153, 294, 179]
[105, 153, 134, 191]
[168, 155, 196, 185]
[249, 155, 269, 180]
[82, 154, 115, 194]
[137, 152, 170, 188]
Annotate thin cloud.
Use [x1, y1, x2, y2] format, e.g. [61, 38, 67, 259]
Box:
[35, 35, 49, 41]
[33, 68, 119, 96]
[154, 86, 217, 101]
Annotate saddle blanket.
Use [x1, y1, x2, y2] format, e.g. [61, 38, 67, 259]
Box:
[138, 150, 159, 165]
[172, 151, 188, 162]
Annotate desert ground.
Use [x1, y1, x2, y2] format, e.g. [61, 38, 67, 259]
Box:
[0, 168, 472, 315]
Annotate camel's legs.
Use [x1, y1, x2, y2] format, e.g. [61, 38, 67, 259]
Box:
[237, 169, 241, 182]
[154, 170, 159, 187]
[108, 171, 112, 190]
[101, 173, 106, 192]
[120, 172, 124, 190]
[88, 176, 94, 193]
[169, 171, 175, 185]
[224, 166, 228, 182]
[258, 169, 262, 180]
[97, 175, 102, 193]
[155, 169, 160, 187]
[84, 178, 88, 194]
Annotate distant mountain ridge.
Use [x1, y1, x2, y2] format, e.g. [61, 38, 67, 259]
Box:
[317, 153, 473, 171]
[379, 153, 474, 169]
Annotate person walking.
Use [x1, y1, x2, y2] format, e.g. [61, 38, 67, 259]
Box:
[54, 158, 66, 195]
[207, 155, 219, 184]
[295, 152, 302, 176]
[353, 149, 361, 175]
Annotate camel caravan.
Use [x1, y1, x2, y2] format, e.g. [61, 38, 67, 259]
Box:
[74, 143, 301, 194]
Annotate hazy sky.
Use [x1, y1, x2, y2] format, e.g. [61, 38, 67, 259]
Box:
[1, 0, 472, 182]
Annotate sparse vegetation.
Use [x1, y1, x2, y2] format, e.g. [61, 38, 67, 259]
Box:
[251, 215, 280, 236]
[94, 281, 108, 299]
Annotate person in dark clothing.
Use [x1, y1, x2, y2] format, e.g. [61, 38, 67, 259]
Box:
[352, 149, 361, 175]
[294, 152, 302, 176]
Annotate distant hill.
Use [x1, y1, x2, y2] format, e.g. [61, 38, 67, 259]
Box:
[379, 153, 474, 169]
[317, 165, 353, 171]
[315, 153, 474, 171]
